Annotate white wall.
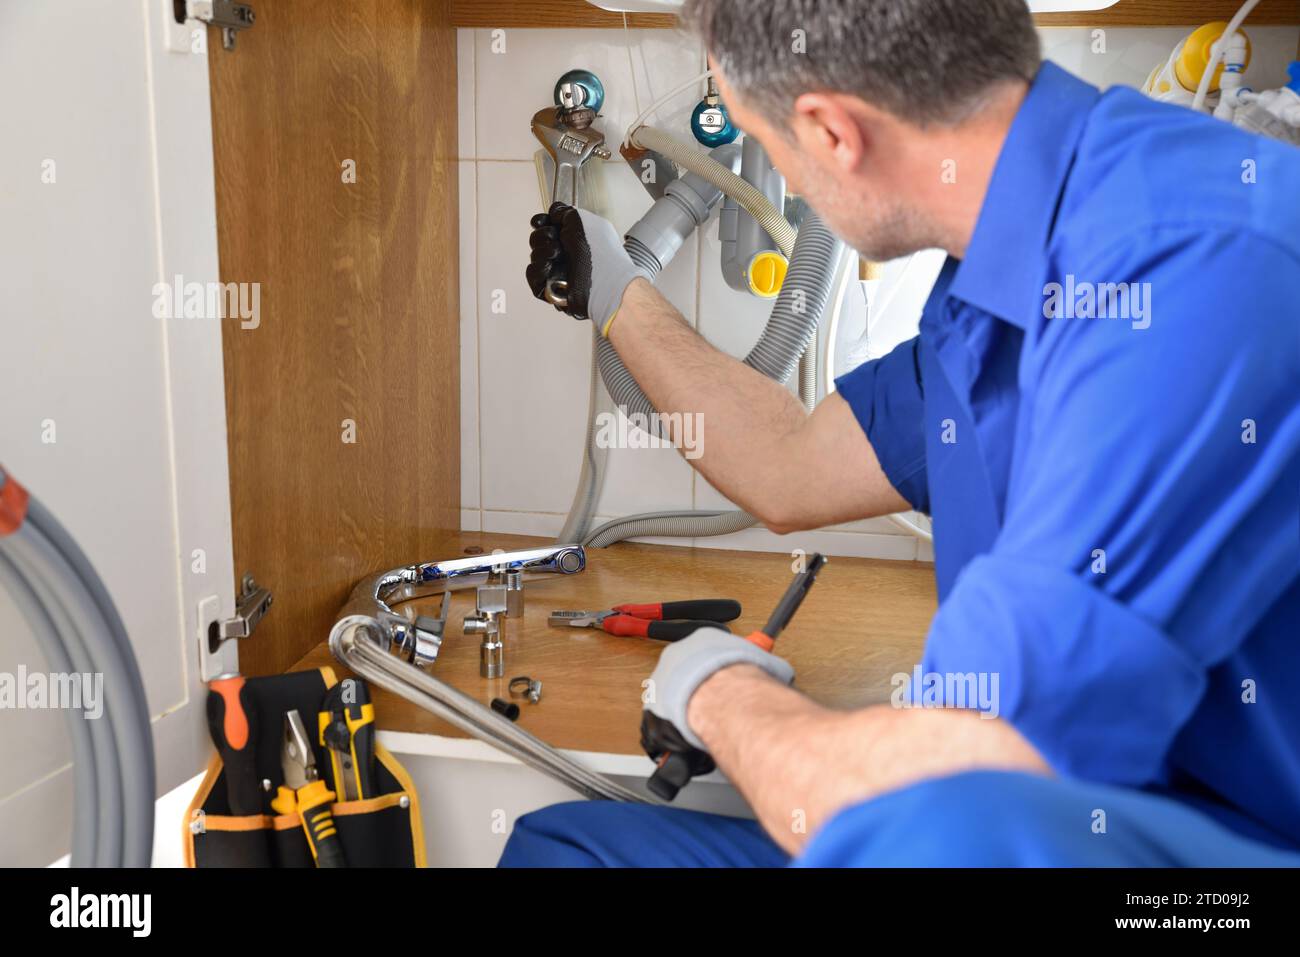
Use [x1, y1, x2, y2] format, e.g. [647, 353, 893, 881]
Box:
[456, 26, 925, 562]
[0, 0, 236, 865]
[457, 23, 1300, 566]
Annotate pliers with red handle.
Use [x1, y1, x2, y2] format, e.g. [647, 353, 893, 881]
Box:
[549, 599, 742, 642]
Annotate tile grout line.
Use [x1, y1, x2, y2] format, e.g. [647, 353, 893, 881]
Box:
[470, 30, 485, 532]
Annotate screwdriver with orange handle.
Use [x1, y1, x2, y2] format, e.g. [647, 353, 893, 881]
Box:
[206, 674, 264, 816]
[642, 554, 828, 800]
[748, 553, 828, 653]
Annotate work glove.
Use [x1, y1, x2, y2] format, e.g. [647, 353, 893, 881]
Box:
[526, 203, 652, 337]
[640, 627, 795, 800]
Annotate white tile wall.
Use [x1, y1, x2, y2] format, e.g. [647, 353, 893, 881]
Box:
[457, 24, 1300, 561]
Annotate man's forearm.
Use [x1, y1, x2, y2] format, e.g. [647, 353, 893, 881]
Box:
[609, 279, 809, 522]
[608, 279, 908, 529]
[688, 665, 1051, 855]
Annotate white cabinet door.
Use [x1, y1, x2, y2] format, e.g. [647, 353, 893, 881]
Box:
[0, 0, 236, 866]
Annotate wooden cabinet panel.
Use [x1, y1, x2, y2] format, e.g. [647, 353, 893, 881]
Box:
[450, 0, 675, 28]
[209, 0, 460, 676]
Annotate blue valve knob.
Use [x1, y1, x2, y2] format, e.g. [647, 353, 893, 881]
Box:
[1286, 61, 1300, 94]
[691, 98, 738, 147]
[554, 69, 605, 114]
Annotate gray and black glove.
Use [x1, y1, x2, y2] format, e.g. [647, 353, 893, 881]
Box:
[640, 627, 795, 800]
[526, 203, 651, 336]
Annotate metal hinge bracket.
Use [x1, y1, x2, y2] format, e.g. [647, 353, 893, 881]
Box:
[184, 1, 256, 51]
[210, 573, 273, 652]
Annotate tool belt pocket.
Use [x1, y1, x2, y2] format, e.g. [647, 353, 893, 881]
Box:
[185, 667, 426, 868]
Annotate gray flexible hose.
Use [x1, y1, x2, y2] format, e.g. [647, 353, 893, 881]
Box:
[7, 504, 154, 868]
[583, 508, 759, 548]
[799, 336, 818, 413]
[556, 335, 611, 545]
[8, 526, 133, 866]
[28, 497, 155, 867]
[5, 532, 124, 867]
[30, 498, 154, 789]
[0, 550, 100, 866]
[738, 214, 843, 386]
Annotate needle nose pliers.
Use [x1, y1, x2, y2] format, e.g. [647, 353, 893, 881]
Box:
[548, 599, 742, 642]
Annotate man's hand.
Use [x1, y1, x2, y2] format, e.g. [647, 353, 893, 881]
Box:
[526, 203, 651, 336]
[639, 627, 794, 799]
[644, 627, 795, 750]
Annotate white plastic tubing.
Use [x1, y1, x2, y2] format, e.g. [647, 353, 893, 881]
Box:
[1191, 0, 1263, 112]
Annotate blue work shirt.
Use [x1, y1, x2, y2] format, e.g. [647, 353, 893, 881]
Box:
[835, 62, 1300, 850]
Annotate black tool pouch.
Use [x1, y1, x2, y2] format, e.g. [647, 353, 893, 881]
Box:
[185, 667, 425, 868]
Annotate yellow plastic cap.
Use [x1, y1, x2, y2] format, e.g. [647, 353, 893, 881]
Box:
[1176, 21, 1252, 94]
[747, 251, 789, 299]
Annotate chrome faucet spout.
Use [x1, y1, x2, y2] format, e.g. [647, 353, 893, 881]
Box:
[325, 542, 648, 802]
[331, 544, 585, 668]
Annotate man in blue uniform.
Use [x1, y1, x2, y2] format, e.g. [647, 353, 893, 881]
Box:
[510, 0, 1300, 866]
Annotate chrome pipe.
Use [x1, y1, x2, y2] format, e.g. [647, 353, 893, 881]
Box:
[329, 620, 654, 804]
[328, 543, 655, 801]
[334, 544, 585, 668]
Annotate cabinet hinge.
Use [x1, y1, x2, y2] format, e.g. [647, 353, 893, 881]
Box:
[182, 1, 256, 51]
[210, 573, 273, 651]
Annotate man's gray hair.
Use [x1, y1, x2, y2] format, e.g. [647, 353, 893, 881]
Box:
[682, 0, 1042, 126]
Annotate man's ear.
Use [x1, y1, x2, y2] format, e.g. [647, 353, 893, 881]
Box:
[792, 92, 868, 173]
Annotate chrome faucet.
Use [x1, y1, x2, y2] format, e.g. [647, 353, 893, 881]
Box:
[331, 544, 586, 669]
